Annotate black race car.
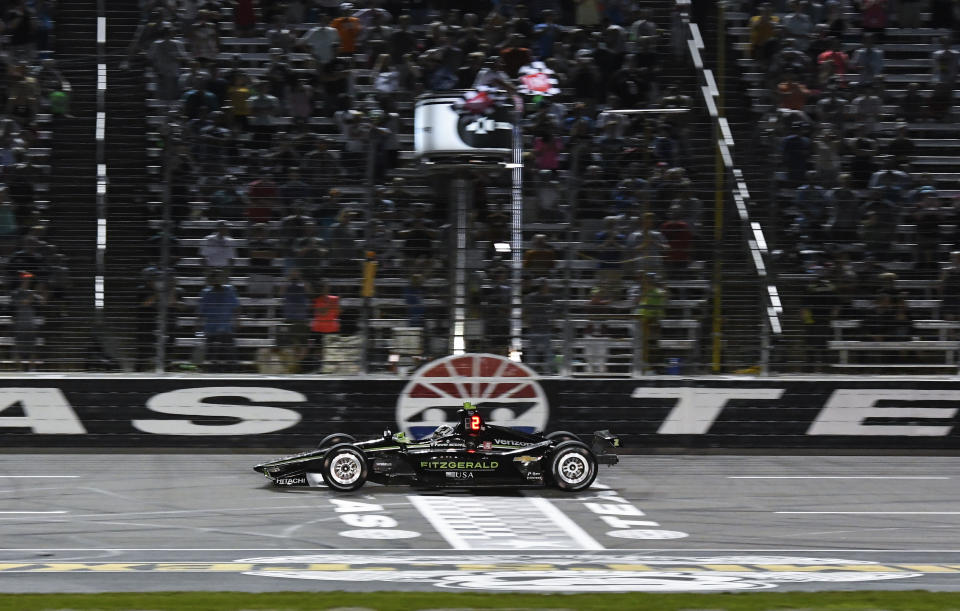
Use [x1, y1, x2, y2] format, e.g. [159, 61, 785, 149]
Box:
[254, 403, 620, 492]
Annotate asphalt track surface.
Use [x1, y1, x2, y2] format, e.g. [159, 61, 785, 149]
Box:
[2, 454, 960, 593]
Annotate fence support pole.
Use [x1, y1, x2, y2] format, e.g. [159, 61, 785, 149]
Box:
[358, 128, 379, 375]
[710, 0, 727, 373]
[155, 153, 172, 373]
[560, 177, 575, 377]
[760, 282, 771, 376]
[632, 318, 646, 377]
[451, 175, 471, 355]
[510, 96, 524, 361]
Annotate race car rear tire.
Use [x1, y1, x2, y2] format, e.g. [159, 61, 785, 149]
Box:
[549, 441, 598, 492]
[321, 444, 368, 491]
[317, 433, 357, 450]
[546, 430, 581, 443]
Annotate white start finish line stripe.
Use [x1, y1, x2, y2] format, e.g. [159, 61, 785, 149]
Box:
[0, 511, 67, 514]
[408, 494, 603, 550]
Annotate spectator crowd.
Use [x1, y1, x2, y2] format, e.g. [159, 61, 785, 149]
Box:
[0, 0, 74, 369]
[742, 0, 960, 369]
[121, 0, 715, 374]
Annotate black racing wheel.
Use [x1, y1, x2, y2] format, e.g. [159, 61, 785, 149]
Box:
[549, 440, 598, 492]
[320, 443, 368, 491]
[316, 433, 357, 450]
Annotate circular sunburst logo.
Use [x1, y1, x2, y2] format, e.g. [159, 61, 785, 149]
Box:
[396, 353, 549, 439]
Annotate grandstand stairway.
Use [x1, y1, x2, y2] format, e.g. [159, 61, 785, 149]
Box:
[686, 3, 764, 373]
[46, 0, 98, 368]
[103, 0, 153, 369]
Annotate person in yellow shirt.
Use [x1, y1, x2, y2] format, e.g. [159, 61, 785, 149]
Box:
[227, 72, 251, 131]
[632, 272, 668, 371]
[749, 4, 780, 61]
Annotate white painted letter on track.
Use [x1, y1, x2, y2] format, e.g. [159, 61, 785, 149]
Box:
[583, 503, 645, 516]
[330, 499, 383, 513]
[0, 388, 85, 434]
[340, 514, 399, 528]
[135, 387, 303, 435]
[599, 515, 661, 528]
[808, 389, 960, 436]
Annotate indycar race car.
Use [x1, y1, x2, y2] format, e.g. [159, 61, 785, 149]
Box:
[254, 403, 620, 492]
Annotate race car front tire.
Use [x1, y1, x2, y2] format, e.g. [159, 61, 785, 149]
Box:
[321, 444, 368, 491]
[317, 433, 357, 450]
[549, 441, 598, 492]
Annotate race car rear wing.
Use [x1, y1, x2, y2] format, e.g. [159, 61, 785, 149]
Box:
[591, 430, 621, 466]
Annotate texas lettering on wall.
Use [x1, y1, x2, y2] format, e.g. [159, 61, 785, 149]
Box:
[0, 378, 957, 448]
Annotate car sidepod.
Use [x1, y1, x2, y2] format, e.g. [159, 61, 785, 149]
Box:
[406, 440, 553, 488]
[411, 451, 510, 486]
[505, 448, 548, 485]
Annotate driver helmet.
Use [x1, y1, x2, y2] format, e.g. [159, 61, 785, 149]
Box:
[433, 424, 455, 438]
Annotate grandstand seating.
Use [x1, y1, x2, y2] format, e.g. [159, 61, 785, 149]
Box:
[0, 4, 79, 368]
[129, 1, 715, 375]
[726, 4, 960, 372]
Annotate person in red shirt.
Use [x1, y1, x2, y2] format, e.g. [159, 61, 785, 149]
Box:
[860, 0, 888, 37]
[233, 0, 256, 36]
[331, 5, 362, 55]
[817, 37, 849, 87]
[660, 204, 694, 278]
[499, 33, 532, 79]
[533, 132, 563, 171]
[777, 71, 814, 111]
[310, 280, 340, 372]
[245, 173, 278, 224]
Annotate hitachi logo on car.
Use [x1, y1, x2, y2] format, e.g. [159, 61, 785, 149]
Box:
[419, 460, 499, 470]
[276, 477, 306, 485]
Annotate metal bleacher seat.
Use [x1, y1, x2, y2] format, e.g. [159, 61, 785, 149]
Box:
[829, 339, 960, 366]
[177, 316, 283, 327]
[913, 319, 960, 340]
[828, 314, 960, 367]
[848, 298, 943, 316]
[174, 336, 275, 348]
